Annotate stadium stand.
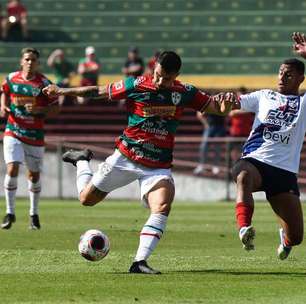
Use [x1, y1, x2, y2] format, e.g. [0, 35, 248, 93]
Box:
[0, 0, 306, 75]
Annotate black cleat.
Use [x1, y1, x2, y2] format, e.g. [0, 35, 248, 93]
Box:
[129, 260, 161, 274]
[1, 213, 16, 229]
[62, 149, 93, 166]
[30, 214, 41, 230]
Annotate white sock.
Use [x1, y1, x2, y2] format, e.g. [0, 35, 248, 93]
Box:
[135, 213, 168, 262]
[76, 160, 93, 194]
[4, 174, 17, 214]
[28, 180, 41, 216]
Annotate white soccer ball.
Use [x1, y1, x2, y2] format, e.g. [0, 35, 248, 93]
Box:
[78, 229, 110, 261]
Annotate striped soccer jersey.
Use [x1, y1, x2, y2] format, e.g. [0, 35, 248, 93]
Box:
[107, 75, 211, 168]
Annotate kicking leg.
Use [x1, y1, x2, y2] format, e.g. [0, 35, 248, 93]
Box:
[28, 170, 41, 229]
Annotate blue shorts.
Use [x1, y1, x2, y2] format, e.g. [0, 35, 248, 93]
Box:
[243, 157, 300, 199]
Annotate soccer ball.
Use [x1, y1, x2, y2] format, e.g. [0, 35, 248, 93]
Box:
[78, 229, 110, 261]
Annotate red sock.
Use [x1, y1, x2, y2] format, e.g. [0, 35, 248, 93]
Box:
[236, 202, 254, 229]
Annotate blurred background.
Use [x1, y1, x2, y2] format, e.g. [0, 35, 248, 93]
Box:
[1, 0, 306, 201]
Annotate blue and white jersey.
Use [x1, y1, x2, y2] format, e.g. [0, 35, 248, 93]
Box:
[240, 89, 306, 173]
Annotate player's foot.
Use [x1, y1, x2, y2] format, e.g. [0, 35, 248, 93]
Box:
[30, 214, 41, 230]
[129, 260, 161, 274]
[62, 149, 93, 166]
[1, 213, 16, 229]
[277, 228, 292, 260]
[239, 226, 255, 251]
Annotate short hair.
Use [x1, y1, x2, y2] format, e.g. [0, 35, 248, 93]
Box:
[21, 47, 40, 58]
[282, 58, 305, 75]
[157, 51, 182, 74]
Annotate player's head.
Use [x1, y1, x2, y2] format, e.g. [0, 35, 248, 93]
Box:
[278, 58, 305, 95]
[20, 47, 40, 75]
[153, 51, 181, 89]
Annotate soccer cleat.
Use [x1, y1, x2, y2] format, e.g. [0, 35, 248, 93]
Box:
[62, 149, 93, 166]
[129, 260, 161, 274]
[30, 214, 41, 230]
[277, 228, 292, 260]
[1, 213, 16, 229]
[239, 226, 255, 251]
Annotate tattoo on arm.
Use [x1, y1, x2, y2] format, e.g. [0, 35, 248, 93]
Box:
[60, 85, 108, 99]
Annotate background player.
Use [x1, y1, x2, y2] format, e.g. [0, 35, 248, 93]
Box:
[43, 51, 236, 274]
[0, 47, 59, 230]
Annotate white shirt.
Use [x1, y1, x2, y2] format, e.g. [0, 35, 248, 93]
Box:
[240, 89, 306, 173]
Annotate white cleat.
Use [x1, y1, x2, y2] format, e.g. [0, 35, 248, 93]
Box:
[239, 226, 255, 251]
[277, 228, 292, 260]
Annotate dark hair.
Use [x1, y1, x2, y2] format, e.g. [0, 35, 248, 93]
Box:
[157, 51, 182, 74]
[282, 58, 305, 75]
[21, 47, 40, 58]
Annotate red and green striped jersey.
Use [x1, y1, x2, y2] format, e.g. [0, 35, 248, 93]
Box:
[2, 71, 55, 146]
[107, 75, 211, 168]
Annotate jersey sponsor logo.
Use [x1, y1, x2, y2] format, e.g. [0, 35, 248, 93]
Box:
[142, 105, 176, 117]
[183, 84, 193, 91]
[265, 109, 297, 127]
[171, 92, 181, 105]
[12, 96, 36, 106]
[140, 120, 169, 136]
[263, 128, 291, 144]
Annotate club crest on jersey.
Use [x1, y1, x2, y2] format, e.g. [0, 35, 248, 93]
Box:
[134, 76, 145, 87]
[32, 87, 41, 96]
[171, 92, 181, 105]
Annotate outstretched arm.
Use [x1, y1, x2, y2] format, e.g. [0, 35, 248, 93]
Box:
[42, 84, 109, 100]
[292, 32, 306, 59]
[204, 92, 240, 115]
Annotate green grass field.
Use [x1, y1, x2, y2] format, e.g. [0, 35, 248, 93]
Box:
[0, 199, 306, 304]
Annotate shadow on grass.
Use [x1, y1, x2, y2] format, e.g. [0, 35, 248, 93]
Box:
[168, 269, 306, 277]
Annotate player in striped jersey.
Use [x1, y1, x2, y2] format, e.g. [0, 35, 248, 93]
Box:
[0, 47, 59, 230]
[232, 33, 306, 259]
[43, 51, 236, 274]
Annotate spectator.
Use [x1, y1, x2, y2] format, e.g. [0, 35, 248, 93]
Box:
[47, 49, 75, 105]
[145, 51, 161, 76]
[77, 46, 100, 104]
[228, 87, 254, 164]
[122, 47, 144, 78]
[193, 112, 227, 175]
[2, 0, 29, 41]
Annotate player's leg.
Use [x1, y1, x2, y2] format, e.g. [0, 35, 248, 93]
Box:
[268, 193, 303, 260]
[27, 170, 41, 229]
[1, 162, 19, 229]
[231, 159, 262, 250]
[130, 177, 175, 274]
[1, 136, 24, 229]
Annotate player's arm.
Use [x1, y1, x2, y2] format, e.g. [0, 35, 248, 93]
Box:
[203, 92, 239, 115]
[292, 32, 306, 59]
[0, 92, 11, 117]
[43, 84, 109, 100]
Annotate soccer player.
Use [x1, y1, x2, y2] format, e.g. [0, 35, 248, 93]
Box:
[0, 47, 59, 230]
[232, 34, 306, 259]
[43, 51, 236, 274]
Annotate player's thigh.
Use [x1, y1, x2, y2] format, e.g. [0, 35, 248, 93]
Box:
[23, 143, 44, 173]
[146, 179, 175, 215]
[269, 193, 304, 243]
[231, 159, 262, 191]
[3, 136, 24, 165]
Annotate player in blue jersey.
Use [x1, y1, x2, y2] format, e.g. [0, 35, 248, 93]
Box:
[232, 33, 306, 259]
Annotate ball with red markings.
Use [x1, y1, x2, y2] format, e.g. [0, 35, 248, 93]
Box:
[78, 229, 110, 261]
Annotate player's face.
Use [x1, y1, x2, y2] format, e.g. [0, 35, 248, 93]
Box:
[20, 52, 39, 75]
[278, 64, 304, 95]
[153, 63, 178, 90]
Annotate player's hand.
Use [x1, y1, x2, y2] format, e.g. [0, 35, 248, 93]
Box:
[292, 32, 306, 59]
[42, 84, 60, 98]
[0, 105, 10, 117]
[214, 92, 238, 114]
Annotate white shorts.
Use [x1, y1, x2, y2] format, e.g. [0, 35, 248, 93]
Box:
[91, 150, 174, 207]
[3, 136, 44, 172]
